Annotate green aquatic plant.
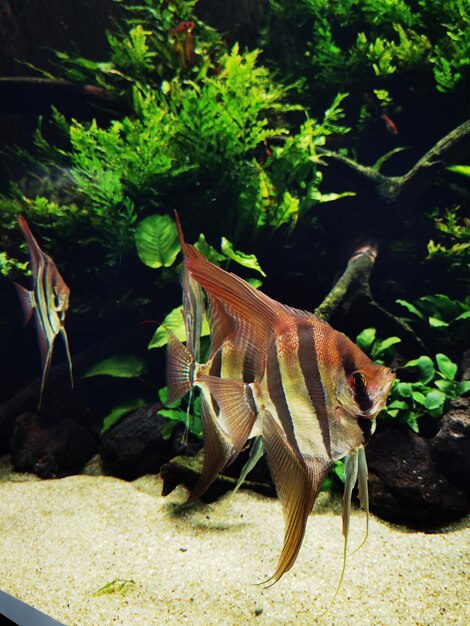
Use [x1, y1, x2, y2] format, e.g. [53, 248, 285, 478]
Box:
[93, 579, 136, 596]
[426, 207, 470, 281]
[396, 294, 469, 330]
[157, 385, 203, 440]
[382, 353, 470, 433]
[81, 353, 149, 434]
[355, 327, 401, 364]
[355, 327, 469, 432]
[263, 0, 470, 114]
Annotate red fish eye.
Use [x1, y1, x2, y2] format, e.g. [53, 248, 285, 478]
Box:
[350, 371, 367, 389]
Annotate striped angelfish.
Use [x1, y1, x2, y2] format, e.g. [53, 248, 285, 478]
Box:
[167, 217, 395, 594]
[15, 215, 73, 408]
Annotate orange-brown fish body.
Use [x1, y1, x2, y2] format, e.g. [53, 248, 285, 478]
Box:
[168, 215, 394, 587]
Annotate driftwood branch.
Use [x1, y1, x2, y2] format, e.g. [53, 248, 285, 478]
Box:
[315, 242, 377, 321]
[320, 118, 470, 207]
[315, 241, 425, 350]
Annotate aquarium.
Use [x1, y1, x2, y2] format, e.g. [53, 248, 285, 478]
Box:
[0, 1, 468, 624]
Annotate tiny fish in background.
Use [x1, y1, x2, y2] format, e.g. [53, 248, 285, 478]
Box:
[167, 215, 395, 598]
[170, 21, 195, 65]
[363, 91, 399, 136]
[15, 215, 73, 408]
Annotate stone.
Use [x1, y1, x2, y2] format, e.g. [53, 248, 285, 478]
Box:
[366, 421, 468, 527]
[10, 411, 98, 478]
[432, 397, 470, 492]
[100, 404, 200, 481]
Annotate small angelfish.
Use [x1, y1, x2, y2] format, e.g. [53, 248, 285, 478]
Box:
[15, 215, 73, 408]
[167, 219, 395, 593]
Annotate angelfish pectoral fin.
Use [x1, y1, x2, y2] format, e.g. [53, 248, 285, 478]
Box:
[261, 410, 329, 585]
[231, 436, 264, 497]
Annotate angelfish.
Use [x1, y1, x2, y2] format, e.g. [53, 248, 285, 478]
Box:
[167, 217, 395, 589]
[15, 215, 73, 408]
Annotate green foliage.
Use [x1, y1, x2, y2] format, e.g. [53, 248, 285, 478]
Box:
[81, 354, 146, 379]
[382, 353, 469, 432]
[0, 252, 29, 277]
[148, 305, 210, 349]
[396, 294, 470, 347]
[135, 214, 180, 269]
[356, 326, 468, 432]
[101, 399, 147, 435]
[426, 207, 470, 279]
[93, 579, 136, 596]
[355, 327, 401, 363]
[157, 385, 203, 440]
[148, 235, 265, 349]
[264, 0, 470, 110]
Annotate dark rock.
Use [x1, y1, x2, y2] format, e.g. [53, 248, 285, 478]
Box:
[10, 412, 98, 478]
[160, 450, 274, 502]
[366, 421, 468, 527]
[432, 397, 470, 492]
[100, 404, 201, 481]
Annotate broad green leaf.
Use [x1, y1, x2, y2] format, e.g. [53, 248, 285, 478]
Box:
[434, 379, 456, 394]
[158, 385, 182, 408]
[411, 390, 426, 405]
[396, 299, 425, 320]
[371, 336, 401, 359]
[82, 354, 145, 379]
[407, 417, 420, 433]
[454, 310, 470, 321]
[246, 277, 263, 289]
[148, 305, 210, 349]
[101, 398, 147, 434]
[135, 214, 180, 269]
[355, 328, 376, 353]
[194, 233, 225, 264]
[333, 460, 345, 483]
[396, 382, 413, 398]
[220, 237, 266, 276]
[447, 164, 470, 178]
[457, 380, 470, 395]
[158, 407, 203, 438]
[387, 400, 410, 410]
[435, 353, 457, 380]
[424, 389, 446, 411]
[429, 316, 448, 328]
[404, 355, 435, 384]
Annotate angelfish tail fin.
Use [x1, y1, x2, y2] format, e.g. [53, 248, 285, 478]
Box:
[166, 329, 195, 403]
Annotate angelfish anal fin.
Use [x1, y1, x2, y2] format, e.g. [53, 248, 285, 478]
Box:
[261, 410, 330, 585]
[187, 392, 235, 503]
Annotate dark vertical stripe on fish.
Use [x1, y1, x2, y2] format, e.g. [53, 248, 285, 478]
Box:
[297, 323, 331, 456]
[209, 349, 222, 377]
[266, 339, 300, 456]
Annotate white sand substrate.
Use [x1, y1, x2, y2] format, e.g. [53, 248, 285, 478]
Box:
[0, 455, 468, 626]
